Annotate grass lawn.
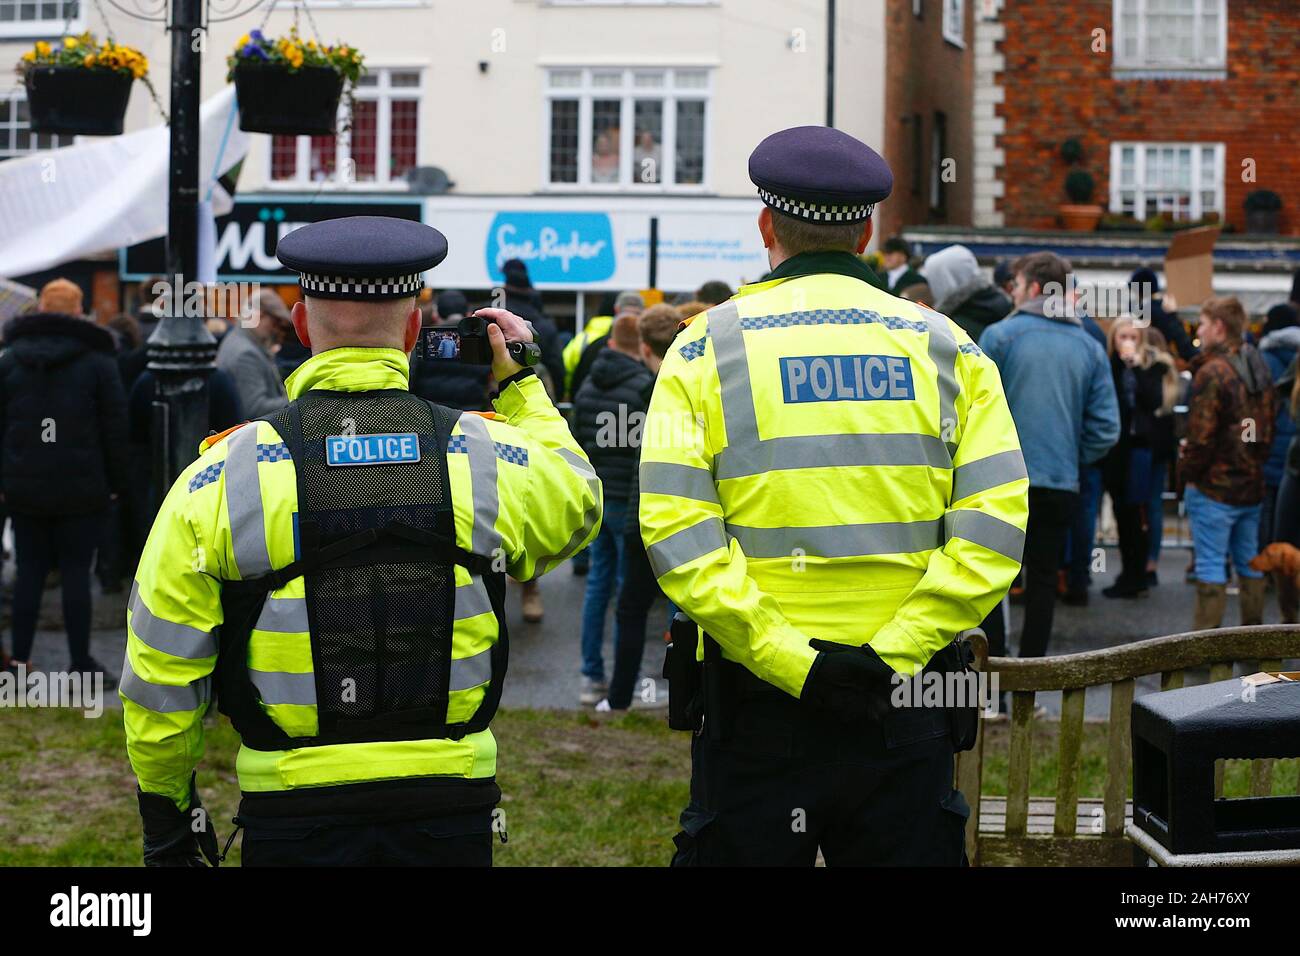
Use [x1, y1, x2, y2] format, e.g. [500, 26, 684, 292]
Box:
[0, 708, 1294, 866]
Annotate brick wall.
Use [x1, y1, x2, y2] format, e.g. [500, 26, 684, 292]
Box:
[882, 0, 976, 240]
[997, 0, 1300, 234]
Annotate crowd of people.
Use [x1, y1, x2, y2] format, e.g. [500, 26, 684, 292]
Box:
[2, 248, 1300, 703]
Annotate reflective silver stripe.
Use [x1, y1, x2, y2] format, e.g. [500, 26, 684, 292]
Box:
[715, 433, 951, 481]
[647, 517, 728, 577]
[459, 415, 502, 557]
[119, 655, 210, 713]
[952, 449, 1028, 503]
[127, 581, 217, 659]
[557, 446, 604, 508]
[707, 300, 760, 451]
[253, 596, 309, 633]
[557, 446, 597, 484]
[725, 518, 944, 559]
[449, 647, 493, 691]
[944, 510, 1026, 562]
[250, 669, 317, 706]
[918, 304, 960, 460]
[455, 576, 493, 620]
[640, 461, 719, 503]
[225, 425, 272, 578]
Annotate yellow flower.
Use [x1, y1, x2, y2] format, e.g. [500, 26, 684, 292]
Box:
[21, 50, 35, 62]
[35, 40, 51, 56]
[237, 33, 250, 48]
[132, 63, 146, 79]
[63, 36, 77, 49]
[83, 54, 95, 67]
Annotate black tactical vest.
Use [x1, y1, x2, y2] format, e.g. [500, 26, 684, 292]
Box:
[216, 388, 508, 751]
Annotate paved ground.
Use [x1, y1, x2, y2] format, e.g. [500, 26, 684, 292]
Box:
[11, 544, 1297, 715]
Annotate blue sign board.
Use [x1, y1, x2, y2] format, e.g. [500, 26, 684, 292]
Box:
[485, 211, 615, 284]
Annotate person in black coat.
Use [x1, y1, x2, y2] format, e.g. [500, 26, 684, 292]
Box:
[1130, 267, 1197, 363]
[0, 282, 130, 679]
[500, 259, 564, 396]
[1101, 317, 1174, 599]
[570, 315, 655, 704]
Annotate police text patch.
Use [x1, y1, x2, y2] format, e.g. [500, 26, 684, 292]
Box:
[325, 433, 422, 466]
[780, 354, 915, 404]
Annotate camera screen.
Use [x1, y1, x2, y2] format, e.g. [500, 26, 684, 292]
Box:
[428, 330, 460, 360]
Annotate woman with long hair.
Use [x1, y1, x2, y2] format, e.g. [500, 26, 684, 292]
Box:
[1102, 316, 1178, 598]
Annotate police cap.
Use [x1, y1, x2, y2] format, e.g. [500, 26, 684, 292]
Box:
[276, 215, 449, 301]
[749, 126, 893, 224]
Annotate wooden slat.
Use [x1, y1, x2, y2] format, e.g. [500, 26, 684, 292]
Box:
[1005, 691, 1035, 837]
[1105, 679, 1135, 836]
[988, 626, 1300, 692]
[1161, 669, 1185, 691]
[979, 797, 1132, 836]
[955, 718, 985, 866]
[977, 834, 1134, 867]
[1054, 687, 1086, 836]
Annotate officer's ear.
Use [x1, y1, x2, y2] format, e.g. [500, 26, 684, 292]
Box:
[758, 206, 776, 250]
[854, 218, 874, 255]
[291, 300, 311, 349]
[403, 306, 422, 352]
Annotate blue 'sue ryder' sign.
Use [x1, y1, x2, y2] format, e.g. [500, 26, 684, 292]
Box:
[780, 354, 915, 404]
[486, 211, 616, 284]
[325, 433, 422, 466]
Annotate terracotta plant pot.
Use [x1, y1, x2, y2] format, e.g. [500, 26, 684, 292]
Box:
[24, 66, 133, 136]
[233, 62, 343, 136]
[1059, 204, 1103, 232]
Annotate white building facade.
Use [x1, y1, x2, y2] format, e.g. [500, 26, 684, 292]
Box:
[2, 0, 888, 303]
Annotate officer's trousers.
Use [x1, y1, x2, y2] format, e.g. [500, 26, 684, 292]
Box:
[671, 663, 969, 867]
[240, 808, 495, 867]
[236, 778, 500, 867]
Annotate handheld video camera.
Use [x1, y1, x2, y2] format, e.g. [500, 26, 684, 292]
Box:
[417, 313, 541, 368]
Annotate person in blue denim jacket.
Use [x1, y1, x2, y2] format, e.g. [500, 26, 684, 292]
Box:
[978, 252, 1119, 658]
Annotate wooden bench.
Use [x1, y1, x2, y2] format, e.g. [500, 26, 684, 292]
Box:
[956, 626, 1300, 866]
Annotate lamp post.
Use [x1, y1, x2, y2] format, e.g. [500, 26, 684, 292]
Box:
[147, 0, 217, 505]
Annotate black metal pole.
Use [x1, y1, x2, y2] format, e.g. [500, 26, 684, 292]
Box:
[648, 216, 659, 289]
[826, 0, 836, 127]
[149, 0, 216, 506]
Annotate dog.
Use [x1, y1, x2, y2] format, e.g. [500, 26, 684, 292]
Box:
[1249, 542, 1300, 623]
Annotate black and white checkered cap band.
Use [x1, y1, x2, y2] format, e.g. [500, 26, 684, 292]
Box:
[298, 271, 423, 298]
[758, 188, 875, 223]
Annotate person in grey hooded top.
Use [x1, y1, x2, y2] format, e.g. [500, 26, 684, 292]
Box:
[921, 244, 1013, 341]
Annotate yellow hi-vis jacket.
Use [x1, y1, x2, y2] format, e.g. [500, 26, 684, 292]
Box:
[562, 314, 613, 395]
[121, 348, 602, 810]
[639, 267, 1028, 698]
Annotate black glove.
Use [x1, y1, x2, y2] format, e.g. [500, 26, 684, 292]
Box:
[802, 639, 897, 724]
[138, 773, 221, 867]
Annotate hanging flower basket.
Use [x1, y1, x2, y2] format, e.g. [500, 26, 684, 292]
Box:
[15, 34, 147, 136]
[228, 29, 364, 136]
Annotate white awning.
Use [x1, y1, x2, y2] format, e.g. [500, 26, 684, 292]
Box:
[0, 86, 250, 278]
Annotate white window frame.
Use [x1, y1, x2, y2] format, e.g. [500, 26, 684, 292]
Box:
[1112, 0, 1227, 71]
[541, 66, 712, 193]
[942, 0, 965, 48]
[265, 65, 423, 191]
[0, 0, 84, 40]
[0, 87, 73, 158]
[1108, 141, 1225, 222]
